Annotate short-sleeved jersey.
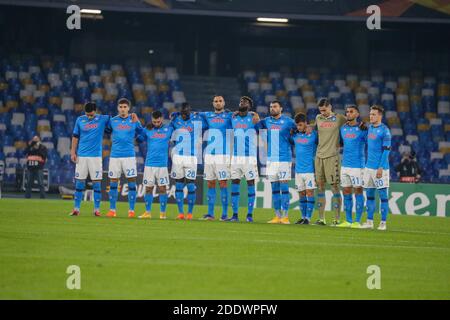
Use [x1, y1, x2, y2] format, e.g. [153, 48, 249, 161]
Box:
[366, 123, 391, 170]
[257, 115, 296, 162]
[231, 112, 258, 157]
[315, 113, 347, 159]
[199, 111, 233, 155]
[109, 115, 143, 158]
[141, 125, 174, 167]
[291, 130, 317, 174]
[340, 123, 367, 169]
[72, 114, 110, 157]
[170, 113, 206, 157]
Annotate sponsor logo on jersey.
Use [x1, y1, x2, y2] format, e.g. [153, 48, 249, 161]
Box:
[151, 133, 167, 139]
[368, 133, 377, 140]
[296, 138, 309, 144]
[320, 122, 335, 128]
[117, 124, 132, 130]
[235, 123, 248, 129]
[344, 133, 357, 139]
[270, 125, 281, 130]
[211, 118, 225, 123]
[179, 126, 193, 132]
[84, 123, 99, 129]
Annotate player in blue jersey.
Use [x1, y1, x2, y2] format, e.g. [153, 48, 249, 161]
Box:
[70, 102, 110, 216]
[254, 100, 297, 224]
[137, 110, 173, 220]
[170, 102, 206, 220]
[229, 96, 259, 222]
[197, 95, 233, 221]
[290, 113, 317, 225]
[106, 98, 143, 218]
[337, 105, 368, 228]
[361, 105, 391, 231]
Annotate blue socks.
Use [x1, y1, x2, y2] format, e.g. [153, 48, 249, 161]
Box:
[332, 193, 342, 211]
[231, 182, 240, 216]
[248, 184, 256, 216]
[93, 181, 101, 211]
[280, 183, 290, 216]
[128, 181, 137, 211]
[379, 188, 389, 222]
[207, 187, 216, 217]
[299, 194, 307, 219]
[160, 193, 168, 213]
[109, 181, 118, 210]
[355, 193, 364, 223]
[144, 191, 153, 212]
[366, 188, 376, 220]
[306, 196, 315, 220]
[220, 186, 228, 218]
[344, 194, 353, 223]
[271, 182, 281, 217]
[74, 180, 85, 210]
[187, 182, 196, 214]
[145, 189, 168, 213]
[175, 181, 184, 213]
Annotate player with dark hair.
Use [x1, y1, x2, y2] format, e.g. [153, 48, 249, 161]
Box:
[70, 102, 110, 216]
[170, 102, 206, 220]
[291, 113, 317, 224]
[253, 100, 297, 224]
[312, 98, 347, 226]
[337, 105, 367, 228]
[106, 98, 143, 218]
[228, 96, 259, 222]
[138, 110, 174, 219]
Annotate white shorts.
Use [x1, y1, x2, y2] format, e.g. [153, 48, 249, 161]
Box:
[295, 173, 316, 191]
[230, 156, 258, 180]
[75, 156, 102, 180]
[171, 154, 197, 180]
[108, 157, 137, 179]
[143, 166, 170, 187]
[341, 167, 364, 188]
[363, 168, 390, 189]
[204, 154, 230, 181]
[266, 161, 291, 182]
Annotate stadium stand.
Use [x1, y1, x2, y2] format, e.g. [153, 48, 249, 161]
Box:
[1, 55, 449, 187]
[0, 56, 186, 187]
[242, 68, 450, 183]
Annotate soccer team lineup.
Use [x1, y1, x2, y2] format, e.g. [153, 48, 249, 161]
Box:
[70, 95, 391, 230]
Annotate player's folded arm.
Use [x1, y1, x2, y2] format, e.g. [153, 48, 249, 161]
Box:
[379, 146, 391, 168]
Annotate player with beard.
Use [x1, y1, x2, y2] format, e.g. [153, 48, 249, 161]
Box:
[337, 105, 367, 228]
[253, 101, 296, 224]
[197, 96, 233, 221]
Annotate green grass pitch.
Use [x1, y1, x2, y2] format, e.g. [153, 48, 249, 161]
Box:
[0, 198, 449, 299]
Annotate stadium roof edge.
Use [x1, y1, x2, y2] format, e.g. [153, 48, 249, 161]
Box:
[1, 0, 450, 24]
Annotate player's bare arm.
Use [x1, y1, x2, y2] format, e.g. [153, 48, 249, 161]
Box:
[70, 137, 79, 163]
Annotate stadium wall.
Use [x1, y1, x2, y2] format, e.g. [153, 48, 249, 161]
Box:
[202, 180, 450, 217]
